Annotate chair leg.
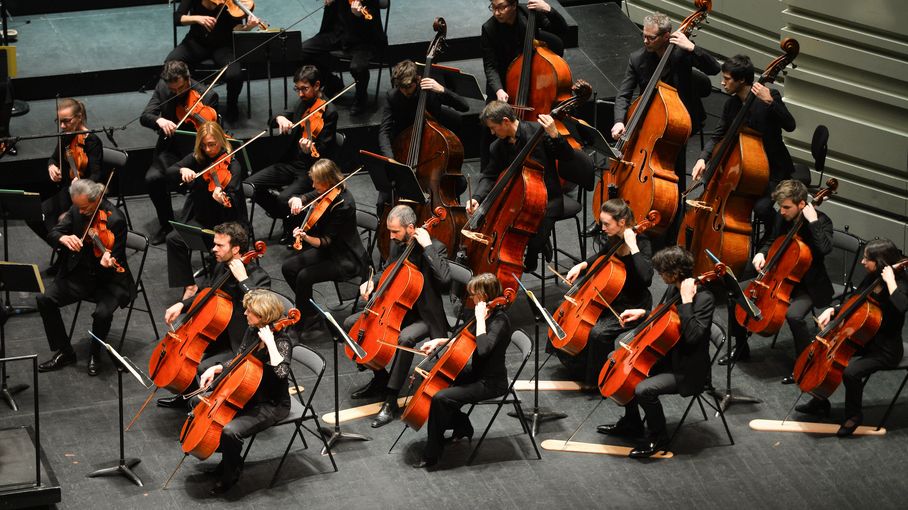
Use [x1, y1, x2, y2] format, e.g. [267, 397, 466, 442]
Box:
[242, 434, 257, 462]
[713, 393, 735, 445]
[512, 394, 541, 460]
[665, 394, 699, 452]
[876, 370, 908, 431]
[268, 217, 278, 240]
[67, 301, 83, 341]
[140, 283, 160, 339]
[311, 412, 338, 472]
[551, 226, 559, 271]
[697, 395, 708, 421]
[574, 215, 585, 260]
[269, 424, 301, 487]
[118, 296, 138, 351]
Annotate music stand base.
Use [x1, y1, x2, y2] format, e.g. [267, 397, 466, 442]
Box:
[708, 387, 761, 413]
[1, 382, 27, 410]
[319, 426, 371, 455]
[507, 406, 567, 437]
[87, 458, 143, 487]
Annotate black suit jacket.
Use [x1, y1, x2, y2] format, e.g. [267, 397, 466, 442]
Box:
[701, 88, 796, 185]
[296, 187, 368, 280]
[378, 88, 469, 158]
[614, 45, 720, 131]
[140, 78, 219, 153]
[662, 285, 714, 397]
[168, 151, 247, 228]
[318, 0, 386, 48]
[480, 5, 568, 98]
[49, 199, 135, 307]
[759, 210, 834, 307]
[276, 97, 339, 166]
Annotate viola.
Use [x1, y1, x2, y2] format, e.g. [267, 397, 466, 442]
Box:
[179, 308, 301, 461]
[550, 210, 659, 355]
[399, 290, 514, 430]
[460, 81, 590, 301]
[198, 151, 234, 208]
[794, 259, 908, 399]
[293, 186, 340, 250]
[598, 264, 725, 404]
[176, 88, 219, 132]
[300, 97, 326, 159]
[64, 134, 89, 181]
[593, 0, 712, 235]
[377, 18, 467, 261]
[346, 208, 447, 369]
[210, 0, 269, 29]
[734, 179, 838, 336]
[87, 209, 126, 273]
[679, 39, 799, 275]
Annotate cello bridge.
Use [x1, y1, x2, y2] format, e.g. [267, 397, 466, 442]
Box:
[414, 367, 430, 379]
[685, 200, 713, 212]
[461, 229, 490, 245]
[618, 341, 633, 353]
[564, 295, 579, 306]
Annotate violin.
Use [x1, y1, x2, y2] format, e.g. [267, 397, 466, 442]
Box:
[178, 308, 300, 461]
[198, 151, 234, 208]
[293, 186, 340, 250]
[87, 209, 126, 273]
[210, 0, 269, 29]
[550, 211, 659, 356]
[593, 0, 712, 234]
[734, 179, 838, 336]
[300, 97, 326, 159]
[175, 88, 219, 132]
[378, 18, 467, 261]
[346, 208, 447, 369]
[598, 264, 725, 404]
[64, 134, 89, 181]
[399, 289, 514, 430]
[679, 39, 799, 275]
[348, 0, 372, 20]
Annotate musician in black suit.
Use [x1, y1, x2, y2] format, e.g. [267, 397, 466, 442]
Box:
[343, 204, 452, 428]
[140, 60, 219, 245]
[415, 273, 512, 468]
[692, 54, 796, 233]
[598, 246, 714, 458]
[156, 221, 271, 409]
[36, 179, 134, 376]
[725, 180, 834, 381]
[282, 159, 368, 337]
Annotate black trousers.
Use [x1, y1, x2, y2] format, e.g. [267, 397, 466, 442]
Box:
[36, 272, 121, 356]
[26, 186, 72, 248]
[166, 220, 205, 288]
[839, 354, 893, 418]
[344, 313, 430, 393]
[299, 32, 374, 103]
[145, 147, 183, 231]
[167, 38, 244, 106]
[623, 372, 679, 438]
[586, 315, 638, 386]
[424, 378, 507, 461]
[281, 246, 357, 318]
[245, 161, 313, 220]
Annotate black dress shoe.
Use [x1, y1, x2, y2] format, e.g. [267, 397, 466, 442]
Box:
[371, 401, 398, 428]
[450, 420, 474, 442]
[4, 145, 17, 156]
[596, 418, 645, 437]
[836, 414, 862, 437]
[204, 462, 225, 477]
[150, 227, 172, 246]
[38, 350, 76, 372]
[87, 355, 99, 376]
[781, 375, 796, 385]
[717, 343, 750, 366]
[795, 397, 831, 417]
[629, 436, 669, 459]
[209, 478, 236, 495]
[157, 394, 188, 409]
[351, 371, 389, 400]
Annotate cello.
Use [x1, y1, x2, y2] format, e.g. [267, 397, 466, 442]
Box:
[550, 210, 659, 355]
[376, 18, 467, 261]
[793, 258, 908, 399]
[461, 80, 591, 298]
[598, 264, 725, 404]
[734, 179, 838, 336]
[399, 290, 514, 430]
[679, 39, 799, 275]
[593, 0, 712, 234]
[346, 208, 447, 370]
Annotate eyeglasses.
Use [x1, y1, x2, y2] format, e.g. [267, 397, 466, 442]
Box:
[55, 117, 75, 124]
[643, 32, 667, 42]
[488, 2, 514, 14]
[293, 85, 314, 93]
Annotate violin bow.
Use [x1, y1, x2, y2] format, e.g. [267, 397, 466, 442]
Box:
[172, 64, 229, 133]
[79, 170, 117, 244]
[189, 129, 268, 182]
[288, 82, 357, 131]
[287, 166, 363, 217]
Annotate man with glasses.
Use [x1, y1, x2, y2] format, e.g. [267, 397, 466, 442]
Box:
[243, 65, 338, 243]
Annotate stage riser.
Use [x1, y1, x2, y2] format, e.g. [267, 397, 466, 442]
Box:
[7, 0, 165, 16]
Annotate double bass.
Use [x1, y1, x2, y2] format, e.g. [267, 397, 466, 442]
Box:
[400, 290, 514, 430]
[550, 210, 660, 355]
[734, 179, 838, 335]
[599, 265, 725, 404]
[461, 81, 591, 298]
[377, 18, 466, 261]
[347, 208, 447, 370]
[794, 259, 908, 399]
[593, 0, 712, 234]
[679, 39, 799, 275]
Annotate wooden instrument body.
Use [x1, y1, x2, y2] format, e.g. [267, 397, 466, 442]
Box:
[596, 82, 689, 234]
[598, 304, 681, 405]
[550, 257, 627, 355]
[505, 44, 574, 124]
[680, 130, 769, 275]
[149, 288, 234, 393]
[65, 134, 88, 180]
[177, 89, 218, 131]
[794, 297, 881, 399]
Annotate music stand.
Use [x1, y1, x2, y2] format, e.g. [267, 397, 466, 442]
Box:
[0, 189, 43, 315]
[360, 150, 428, 207]
[234, 30, 303, 131]
[0, 261, 43, 411]
[169, 221, 215, 278]
[415, 62, 484, 101]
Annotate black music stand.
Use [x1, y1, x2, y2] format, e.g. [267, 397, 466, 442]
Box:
[234, 30, 303, 132]
[362, 152, 428, 208]
[0, 261, 43, 411]
[0, 189, 42, 315]
[169, 221, 215, 278]
[415, 63, 484, 101]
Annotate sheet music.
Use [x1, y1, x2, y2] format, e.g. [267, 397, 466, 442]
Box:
[88, 331, 151, 388]
[309, 299, 367, 360]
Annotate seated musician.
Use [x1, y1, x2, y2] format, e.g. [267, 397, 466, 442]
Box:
[375, 60, 469, 215]
[343, 204, 452, 428]
[561, 198, 653, 386]
[725, 180, 834, 381]
[165, 121, 247, 300]
[467, 100, 576, 272]
[36, 179, 133, 376]
[415, 272, 512, 468]
[598, 246, 714, 458]
[282, 159, 368, 339]
[157, 221, 271, 409]
[691, 54, 796, 238]
[796, 238, 908, 435]
[167, 0, 261, 122]
[27, 98, 104, 249]
[141, 60, 219, 246]
[244, 65, 337, 243]
[196, 289, 292, 495]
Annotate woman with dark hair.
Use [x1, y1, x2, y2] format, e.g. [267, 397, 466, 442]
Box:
[796, 238, 908, 436]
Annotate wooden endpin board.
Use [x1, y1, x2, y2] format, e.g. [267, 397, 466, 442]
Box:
[541, 439, 673, 458]
[514, 380, 592, 391]
[322, 397, 410, 425]
[749, 419, 886, 436]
